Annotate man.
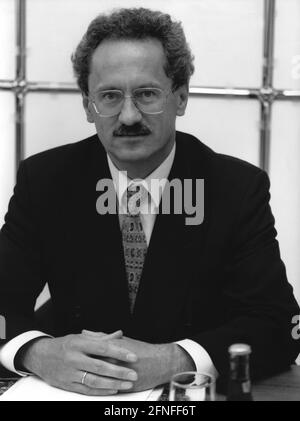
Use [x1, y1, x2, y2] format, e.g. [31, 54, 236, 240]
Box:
[0, 8, 299, 396]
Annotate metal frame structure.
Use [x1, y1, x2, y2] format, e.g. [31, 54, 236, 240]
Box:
[1, 0, 300, 174]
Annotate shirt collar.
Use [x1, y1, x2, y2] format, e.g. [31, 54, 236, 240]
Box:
[107, 142, 176, 208]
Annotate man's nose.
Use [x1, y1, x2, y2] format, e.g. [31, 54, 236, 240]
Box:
[118, 97, 142, 126]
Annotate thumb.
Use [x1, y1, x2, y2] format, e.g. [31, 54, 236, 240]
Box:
[81, 329, 123, 340]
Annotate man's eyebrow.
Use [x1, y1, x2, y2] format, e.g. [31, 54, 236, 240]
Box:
[134, 82, 162, 89]
[94, 85, 120, 92]
[93, 82, 163, 92]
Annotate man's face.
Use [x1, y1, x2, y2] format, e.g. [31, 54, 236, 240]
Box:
[83, 38, 188, 169]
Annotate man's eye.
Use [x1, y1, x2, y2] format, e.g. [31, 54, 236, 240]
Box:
[101, 92, 121, 102]
[143, 90, 155, 97]
[137, 90, 158, 101]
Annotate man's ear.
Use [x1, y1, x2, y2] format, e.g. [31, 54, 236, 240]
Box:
[175, 85, 189, 117]
[82, 94, 95, 123]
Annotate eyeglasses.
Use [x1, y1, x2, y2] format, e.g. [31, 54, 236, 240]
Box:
[90, 87, 172, 118]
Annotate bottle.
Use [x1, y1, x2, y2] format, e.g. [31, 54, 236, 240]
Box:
[227, 343, 253, 401]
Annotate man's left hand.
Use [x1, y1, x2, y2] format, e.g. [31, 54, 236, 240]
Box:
[104, 336, 195, 392]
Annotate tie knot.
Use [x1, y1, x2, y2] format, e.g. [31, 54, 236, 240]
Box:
[126, 184, 147, 215]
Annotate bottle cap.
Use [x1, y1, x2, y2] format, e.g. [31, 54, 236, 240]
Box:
[228, 343, 251, 356]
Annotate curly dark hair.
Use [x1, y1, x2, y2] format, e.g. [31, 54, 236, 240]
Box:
[71, 7, 194, 95]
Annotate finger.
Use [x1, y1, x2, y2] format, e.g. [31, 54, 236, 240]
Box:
[104, 330, 123, 339]
[81, 330, 123, 340]
[82, 355, 138, 382]
[80, 339, 138, 363]
[75, 371, 133, 392]
[81, 330, 106, 338]
[71, 383, 119, 396]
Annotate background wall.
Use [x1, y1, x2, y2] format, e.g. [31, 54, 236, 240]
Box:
[0, 0, 300, 310]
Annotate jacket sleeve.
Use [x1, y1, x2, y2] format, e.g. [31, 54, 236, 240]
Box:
[191, 170, 300, 384]
[0, 160, 46, 346]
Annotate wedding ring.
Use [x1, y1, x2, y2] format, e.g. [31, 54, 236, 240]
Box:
[81, 371, 88, 385]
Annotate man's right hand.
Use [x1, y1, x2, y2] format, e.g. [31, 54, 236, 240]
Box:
[18, 331, 138, 396]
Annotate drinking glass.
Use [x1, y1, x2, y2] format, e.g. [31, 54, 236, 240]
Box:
[169, 372, 215, 401]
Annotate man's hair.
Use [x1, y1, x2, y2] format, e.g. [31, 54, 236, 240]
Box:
[71, 8, 194, 95]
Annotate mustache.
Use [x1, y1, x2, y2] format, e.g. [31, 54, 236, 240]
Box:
[113, 123, 151, 137]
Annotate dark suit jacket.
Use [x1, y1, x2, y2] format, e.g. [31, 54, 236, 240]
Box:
[0, 131, 299, 384]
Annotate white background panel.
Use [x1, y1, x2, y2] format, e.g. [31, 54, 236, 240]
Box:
[25, 93, 95, 157]
[0, 0, 15, 79]
[269, 102, 300, 304]
[0, 93, 15, 226]
[177, 97, 260, 166]
[27, 0, 263, 87]
[274, 0, 300, 89]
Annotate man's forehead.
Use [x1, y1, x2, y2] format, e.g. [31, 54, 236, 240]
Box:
[89, 38, 169, 88]
[91, 37, 165, 63]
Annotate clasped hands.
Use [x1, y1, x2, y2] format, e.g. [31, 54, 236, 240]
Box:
[20, 330, 193, 396]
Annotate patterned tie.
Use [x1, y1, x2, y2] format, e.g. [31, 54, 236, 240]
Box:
[121, 185, 148, 313]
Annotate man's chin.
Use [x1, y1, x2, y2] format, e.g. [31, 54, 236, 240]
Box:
[111, 145, 152, 163]
[111, 138, 152, 160]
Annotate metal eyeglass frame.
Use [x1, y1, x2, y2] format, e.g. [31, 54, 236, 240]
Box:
[89, 88, 173, 118]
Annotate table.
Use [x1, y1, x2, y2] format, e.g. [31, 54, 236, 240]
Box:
[0, 367, 299, 401]
[251, 366, 300, 401]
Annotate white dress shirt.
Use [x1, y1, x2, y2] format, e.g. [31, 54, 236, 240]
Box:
[0, 142, 217, 379]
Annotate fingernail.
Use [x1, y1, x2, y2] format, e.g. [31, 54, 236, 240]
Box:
[127, 353, 137, 362]
[121, 382, 133, 390]
[127, 371, 138, 381]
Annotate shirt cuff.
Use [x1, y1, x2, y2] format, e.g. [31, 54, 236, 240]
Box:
[175, 339, 219, 378]
[0, 331, 52, 376]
